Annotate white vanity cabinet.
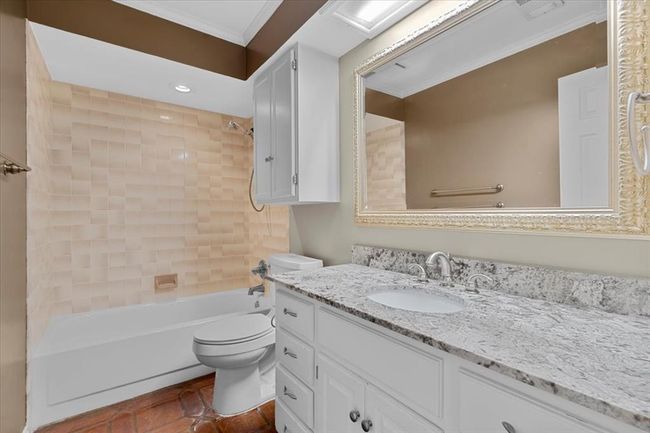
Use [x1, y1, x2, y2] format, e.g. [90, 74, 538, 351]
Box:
[274, 286, 644, 433]
[253, 43, 339, 205]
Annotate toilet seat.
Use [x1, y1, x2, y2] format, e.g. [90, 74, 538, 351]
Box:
[194, 313, 273, 345]
[193, 313, 275, 357]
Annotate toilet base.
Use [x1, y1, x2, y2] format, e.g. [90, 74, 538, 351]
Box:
[212, 365, 275, 416]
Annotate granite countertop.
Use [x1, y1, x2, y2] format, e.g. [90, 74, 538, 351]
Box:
[268, 264, 650, 432]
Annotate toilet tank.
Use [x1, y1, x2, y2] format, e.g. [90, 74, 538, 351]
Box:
[267, 254, 323, 304]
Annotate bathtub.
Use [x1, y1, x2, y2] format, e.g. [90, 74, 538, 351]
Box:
[29, 289, 270, 430]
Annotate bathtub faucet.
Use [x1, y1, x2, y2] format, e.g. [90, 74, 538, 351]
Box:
[248, 284, 265, 296]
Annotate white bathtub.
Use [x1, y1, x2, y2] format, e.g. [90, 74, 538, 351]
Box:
[29, 289, 269, 430]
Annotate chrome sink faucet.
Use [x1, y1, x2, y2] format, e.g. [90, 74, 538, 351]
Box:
[425, 251, 453, 285]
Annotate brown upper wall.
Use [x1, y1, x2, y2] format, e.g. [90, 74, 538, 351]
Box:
[365, 88, 405, 121]
[246, 0, 327, 77]
[27, 0, 247, 79]
[26, 0, 325, 81]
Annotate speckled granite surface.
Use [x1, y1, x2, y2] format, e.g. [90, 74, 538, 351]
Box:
[268, 264, 650, 431]
[352, 245, 650, 317]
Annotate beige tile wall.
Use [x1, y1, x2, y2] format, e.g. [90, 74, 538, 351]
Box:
[365, 122, 407, 210]
[27, 33, 288, 344]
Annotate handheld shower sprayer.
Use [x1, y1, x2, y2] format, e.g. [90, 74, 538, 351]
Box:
[228, 120, 264, 212]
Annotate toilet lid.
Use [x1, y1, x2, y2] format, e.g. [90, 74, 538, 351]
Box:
[193, 314, 273, 345]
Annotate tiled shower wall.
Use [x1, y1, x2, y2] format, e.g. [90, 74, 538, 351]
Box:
[26, 29, 289, 343]
[365, 122, 406, 210]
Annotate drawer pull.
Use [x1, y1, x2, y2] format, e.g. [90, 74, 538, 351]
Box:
[361, 419, 373, 432]
[349, 410, 360, 423]
[283, 385, 297, 400]
[283, 308, 298, 317]
[502, 421, 516, 433]
[283, 347, 298, 359]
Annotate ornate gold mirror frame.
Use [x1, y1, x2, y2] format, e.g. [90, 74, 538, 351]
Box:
[353, 0, 649, 235]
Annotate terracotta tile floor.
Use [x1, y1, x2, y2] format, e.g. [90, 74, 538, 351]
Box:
[36, 375, 277, 433]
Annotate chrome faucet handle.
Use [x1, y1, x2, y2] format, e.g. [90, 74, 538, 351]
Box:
[251, 260, 269, 278]
[466, 273, 494, 293]
[407, 263, 428, 282]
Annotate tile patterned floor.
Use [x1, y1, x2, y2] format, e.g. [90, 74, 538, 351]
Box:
[37, 375, 277, 433]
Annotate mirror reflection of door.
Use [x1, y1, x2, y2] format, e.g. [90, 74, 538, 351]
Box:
[362, 0, 609, 211]
[558, 66, 609, 208]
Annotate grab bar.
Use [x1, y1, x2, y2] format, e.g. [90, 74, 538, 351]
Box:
[431, 184, 503, 197]
[627, 92, 650, 175]
[0, 151, 31, 176]
[433, 202, 504, 209]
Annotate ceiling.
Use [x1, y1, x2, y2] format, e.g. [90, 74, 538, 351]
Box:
[365, 0, 607, 98]
[31, 2, 372, 117]
[113, 0, 283, 46]
[31, 0, 427, 117]
[31, 22, 254, 117]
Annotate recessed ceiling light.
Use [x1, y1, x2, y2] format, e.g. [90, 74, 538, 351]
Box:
[174, 84, 191, 93]
[159, 115, 172, 120]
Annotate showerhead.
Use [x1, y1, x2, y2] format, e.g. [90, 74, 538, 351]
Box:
[228, 120, 254, 138]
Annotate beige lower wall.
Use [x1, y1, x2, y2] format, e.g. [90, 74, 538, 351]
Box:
[26, 30, 289, 345]
[290, 0, 650, 279]
[0, 1, 27, 432]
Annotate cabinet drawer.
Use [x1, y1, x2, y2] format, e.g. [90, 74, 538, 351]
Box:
[277, 328, 314, 385]
[276, 400, 311, 433]
[277, 290, 314, 342]
[317, 309, 443, 421]
[459, 370, 604, 433]
[277, 365, 314, 428]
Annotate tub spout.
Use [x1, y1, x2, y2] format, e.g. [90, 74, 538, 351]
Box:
[248, 284, 265, 296]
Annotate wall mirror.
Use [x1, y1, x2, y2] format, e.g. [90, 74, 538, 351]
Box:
[353, 0, 649, 234]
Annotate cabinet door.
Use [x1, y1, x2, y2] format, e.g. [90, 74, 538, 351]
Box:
[315, 354, 364, 433]
[365, 384, 442, 433]
[253, 73, 272, 202]
[459, 371, 600, 433]
[270, 48, 297, 201]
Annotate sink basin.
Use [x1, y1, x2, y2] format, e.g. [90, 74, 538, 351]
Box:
[367, 287, 464, 314]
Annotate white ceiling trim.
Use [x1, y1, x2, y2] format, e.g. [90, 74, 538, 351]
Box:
[243, 1, 283, 45]
[112, 0, 282, 46]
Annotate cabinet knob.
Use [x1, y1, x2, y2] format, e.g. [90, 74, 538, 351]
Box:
[265, 156, 274, 162]
[361, 419, 373, 432]
[349, 410, 360, 423]
[502, 421, 516, 433]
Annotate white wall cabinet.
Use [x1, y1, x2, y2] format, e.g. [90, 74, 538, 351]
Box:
[275, 286, 644, 433]
[253, 44, 339, 205]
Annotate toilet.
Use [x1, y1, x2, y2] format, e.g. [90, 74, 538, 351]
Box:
[192, 253, 323, 415]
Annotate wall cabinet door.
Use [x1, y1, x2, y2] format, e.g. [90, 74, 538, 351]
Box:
[364, 384, 442, 433]
[253, 73, 272, 202]
[269, 48, 297, 201]
[315, 354, 364, 433]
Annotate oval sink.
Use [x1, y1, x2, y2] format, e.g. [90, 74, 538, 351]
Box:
[367, 288, 464, 314]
